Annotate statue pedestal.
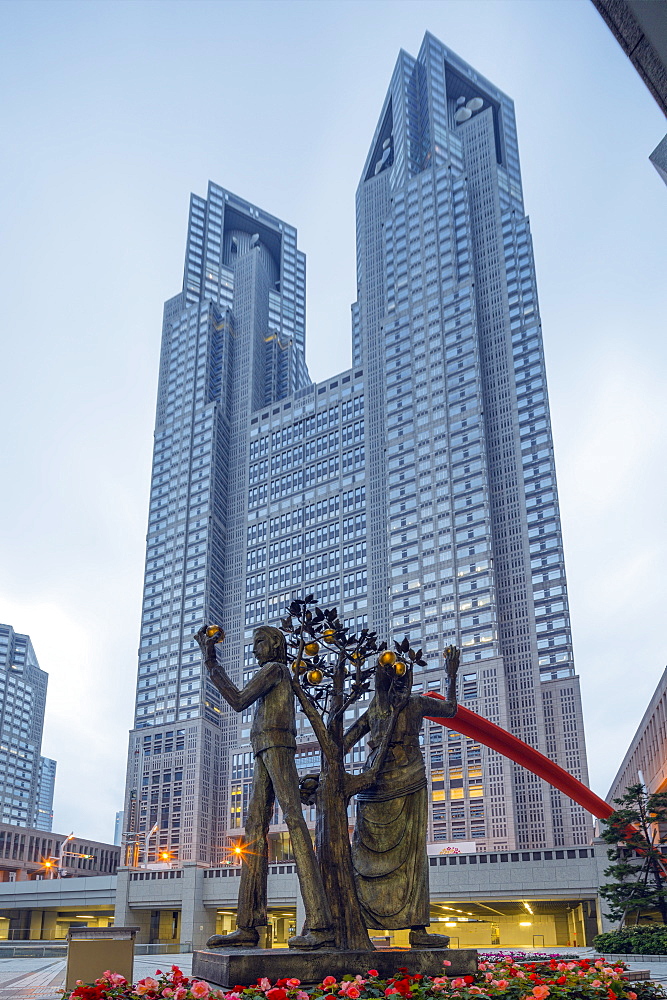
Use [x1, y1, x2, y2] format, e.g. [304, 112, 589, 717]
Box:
[192, 947, 478, 988]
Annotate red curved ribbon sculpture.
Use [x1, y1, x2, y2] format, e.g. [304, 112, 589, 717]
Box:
[425, 694, 613, 820]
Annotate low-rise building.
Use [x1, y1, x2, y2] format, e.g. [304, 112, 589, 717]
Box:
[0, 822, 120, 883]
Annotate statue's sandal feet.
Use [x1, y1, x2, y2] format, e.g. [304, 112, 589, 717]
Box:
[288, 929, 335, 950]
[206, 928, 259, 948]
[410, 929, 450, 949]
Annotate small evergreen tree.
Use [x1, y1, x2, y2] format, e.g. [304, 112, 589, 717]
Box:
[600, 783, 667, 924]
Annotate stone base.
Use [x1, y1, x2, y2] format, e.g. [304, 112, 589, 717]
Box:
[192, 947, 477, 988]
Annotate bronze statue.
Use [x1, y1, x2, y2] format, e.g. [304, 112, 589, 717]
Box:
[195, 624, 334, 950]
[344, 646, 460, 947]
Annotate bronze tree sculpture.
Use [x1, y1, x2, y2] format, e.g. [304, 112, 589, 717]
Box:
[280, 597, 430, 951]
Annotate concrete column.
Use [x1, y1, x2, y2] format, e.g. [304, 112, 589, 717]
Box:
[179, 863, 215, 952]
[41, 911, 57, 941]
[29, 910, 43, 940]
[114, 869, 133, 929]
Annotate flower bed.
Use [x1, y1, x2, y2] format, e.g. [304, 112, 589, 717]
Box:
[62, 958, 666, 1000]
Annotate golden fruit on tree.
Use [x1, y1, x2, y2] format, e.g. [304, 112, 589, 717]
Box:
[291, 659, 307, 673]
[322, 629, 336, 640]
[304, 641, 320, 656]
[378, 650, 397, 667]
[394, 660, 407, 676]
[306, 668, 323, 685]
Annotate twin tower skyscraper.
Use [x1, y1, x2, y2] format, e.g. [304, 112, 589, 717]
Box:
[123, 32, 591, 867]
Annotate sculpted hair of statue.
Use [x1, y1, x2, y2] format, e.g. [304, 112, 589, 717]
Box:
[254, 626, 287, 664]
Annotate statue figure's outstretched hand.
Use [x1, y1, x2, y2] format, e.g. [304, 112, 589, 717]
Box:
[389, 664, 412, 712]
[194, 624, 225, 663]
[444, 644, 460, 680]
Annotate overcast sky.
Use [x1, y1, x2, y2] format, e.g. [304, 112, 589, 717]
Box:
[0, 0, 665, 844]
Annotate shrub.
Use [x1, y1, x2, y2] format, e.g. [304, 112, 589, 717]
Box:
[594, 925, 667, 955]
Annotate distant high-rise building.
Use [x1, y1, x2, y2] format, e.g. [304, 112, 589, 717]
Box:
[0, 626, 50, 829]
[124, 32, 592, 864]
[114, 810, 124, 847]
[33, 756, 56, 832]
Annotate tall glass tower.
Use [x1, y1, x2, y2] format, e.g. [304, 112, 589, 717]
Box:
[0, 625, 50, 829]
[124, 34, 591, 864]
[354, 33, 590, 850]
[123, 184, 309, 865]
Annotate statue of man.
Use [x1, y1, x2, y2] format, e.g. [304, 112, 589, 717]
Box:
[196, 624, 334, 950]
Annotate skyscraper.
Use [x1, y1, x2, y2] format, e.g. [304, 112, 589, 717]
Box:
[123, 32, 591, 865]
[0, 625, 51, 829]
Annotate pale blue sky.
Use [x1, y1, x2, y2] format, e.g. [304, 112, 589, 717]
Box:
[0, 0, 665, 842]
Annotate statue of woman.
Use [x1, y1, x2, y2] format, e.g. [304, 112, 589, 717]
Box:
[344, 646, 459, 947]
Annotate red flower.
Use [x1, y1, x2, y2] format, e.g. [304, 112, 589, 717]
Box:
[556, 978, 567, 985]
[368, 972, 379, 978]
[276, 981, 290, 988]
[464, 977, 474, 985]
[266, 989, 287, 1000]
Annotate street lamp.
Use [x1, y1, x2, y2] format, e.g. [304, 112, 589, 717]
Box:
[143, 823, 159, 868]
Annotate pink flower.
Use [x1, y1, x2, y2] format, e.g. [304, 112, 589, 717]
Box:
[104, 972, 128, 986]
[163, 991, 174, 998]
[174, 990, 188, 1000]
[627, 993, 637, 999]
[345, 989, 360, 999]
[136, 978, 160, 996]
[494, 981, 508, 989]
[191, 983, 210, 999]
[591, 982, 602, 989]
[516, 972, 526, 979]
[226, 994, 243, 1000]
[323, 978, 337, 988]
[452, 979, 466, 988]
[286, 981, 301, 988]
[532, 987, 550, 1000]
[297, 993, 309, 999]
[443, 961, 452, 967]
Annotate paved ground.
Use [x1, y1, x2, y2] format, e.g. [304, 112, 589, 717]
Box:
[0, 954, 193, 999]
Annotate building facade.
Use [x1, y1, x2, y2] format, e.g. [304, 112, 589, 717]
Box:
[607, 665, 667, 803]
[123, 32, 592, 864]
[0, 626, 52, 830]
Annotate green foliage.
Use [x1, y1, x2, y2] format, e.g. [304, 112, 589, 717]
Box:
[599, 784, 667, 924]
[594, 924, 667, 955]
